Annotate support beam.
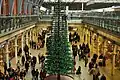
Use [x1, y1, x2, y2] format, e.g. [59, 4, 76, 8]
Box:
[82, 2, 84, 11]
[13, 0, 18, 15]
[51, 6, 54, 14]
[15, 36, 18, 64]
[96, 34, 100, 57]
[2, 0, 9, 15]
[66, 6, 69, 15]
[26, 31, 29, 46]
[92, 32, 94, 54]
[6, 41, 9, 68]
[111, 44, 117, 76]
[21, 0, 25, 14]
[30, 29, 32, 41]
[21, 33, 24, 56]
[103, 38, 107, 55]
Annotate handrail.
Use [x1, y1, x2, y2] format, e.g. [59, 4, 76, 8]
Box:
[0, 15, 39, 18]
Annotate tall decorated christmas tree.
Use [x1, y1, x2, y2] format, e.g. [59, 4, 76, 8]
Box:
[45, 0, 73, 80]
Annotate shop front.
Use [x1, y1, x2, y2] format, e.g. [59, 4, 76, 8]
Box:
[17, 35, 22, 56]
[0, 41, 7, 66]
[8, 39, 15, 60]
[115, 46, 120, 69]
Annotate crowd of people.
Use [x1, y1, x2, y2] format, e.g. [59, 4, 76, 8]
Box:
[69, 32, 80, 43]
[0, 30, 108, 80]
[72, 42, 107, 80]
[0, 43, 46, 80]
[88, 53, 107, 80]
[30, 30, 46, 50]
[70, 31, 106, 80]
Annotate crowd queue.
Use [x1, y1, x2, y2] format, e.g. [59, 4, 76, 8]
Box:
[70, 32, 106, 80]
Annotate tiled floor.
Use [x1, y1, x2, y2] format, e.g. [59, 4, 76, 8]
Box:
[8, 43, 120, 80]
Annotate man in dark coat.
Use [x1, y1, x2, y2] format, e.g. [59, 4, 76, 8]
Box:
[85, 56, 88, 67]
[72, 44, 78, 59]
[25, 61, 29, 72]
[76, 66, 81, 74]
[38, 53, 41, 64]
[32, 56, 37, 66]
[24, 44, 29, 56]
[40, 55, 45, 68]
[20, 69, 26, 79]
[31, 68, 36, 80]
[35, 69, 39, 80]
[21, 56, 25, 66]
[100, 74, 106, 80]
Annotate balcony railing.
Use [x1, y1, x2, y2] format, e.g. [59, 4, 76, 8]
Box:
[0, 15, 39, 34]
[87, 0, 120, 5]
[82, 16, 120, 34]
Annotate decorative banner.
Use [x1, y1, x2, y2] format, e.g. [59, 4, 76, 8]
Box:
[9, 0, 14, 15]
[18, 0, 22, 15]
[24, 0, 28, 15]
[28, 3, 32, 15]
[13, 0, 18, 15]
[0, 0, 3, 14]
[2, 0, 9, 15]
[21, 0, 24, 14]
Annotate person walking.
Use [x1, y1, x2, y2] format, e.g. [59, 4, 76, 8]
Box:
[85, 56, 88, 67]
[40, 70, 43, 80]
[17, 60, 21, 69]
[76, 66, 81, 74]
[35, 69, 39, 80]
[21, 56, 25, 66]
[38, 53, 41, 64]
[32, 56, 37, 66]
[100, 74, 106, 80]
[25, 61, 29, 72]
[31, 68, 36, 80]
[20, 69, 26, 80]
[95, 67, 100, 80]
[24, 44, 29, 56]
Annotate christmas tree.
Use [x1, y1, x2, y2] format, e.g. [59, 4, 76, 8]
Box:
[45, 0, 73, 80]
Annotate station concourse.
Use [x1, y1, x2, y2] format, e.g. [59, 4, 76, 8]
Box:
[0, 0, 120, 80]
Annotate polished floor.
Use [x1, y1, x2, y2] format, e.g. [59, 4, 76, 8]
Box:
[7, 34, 117, 80]
[7, 41, 119, 80]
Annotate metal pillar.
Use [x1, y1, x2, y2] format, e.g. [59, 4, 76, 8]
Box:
[96, 34, 100, 57]
[51, 6, 54, 14]
[66, 6, 69, 15]
[15, 36, 18, 64]
[111, 44, 117, 76]
[82, 3, 84, 11]
[103, 38, 107, 55]
[92, 32, 94, 54]
[88, 30, 91, 48]
[32, 29, 34, 42]
[21, 33, 24, 56]
[83, 28, 85, 43]
[6, 41, 9, 68]
[26, 31, 29, 46]
[30, 29, 32, 41]
[85, 29, 88, 44]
